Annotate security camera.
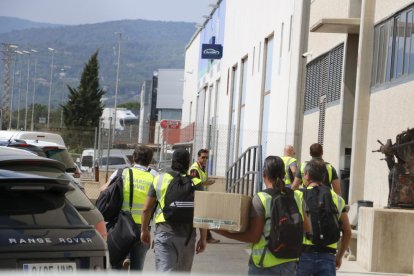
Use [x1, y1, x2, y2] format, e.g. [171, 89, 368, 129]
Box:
[302, 51, 313, 58]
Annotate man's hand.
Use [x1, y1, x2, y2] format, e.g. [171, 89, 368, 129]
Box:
[205, 179, 215, 186]
[141, 229, 151, 246]
[196, 238, 207, 254]
[336, 255, 343, 269]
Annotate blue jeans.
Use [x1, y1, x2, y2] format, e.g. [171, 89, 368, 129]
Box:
[129, 239, 149, 270]
[112, 240, 149, 270]
[248, 260, 297, 275]
[297, 252, 336, 276]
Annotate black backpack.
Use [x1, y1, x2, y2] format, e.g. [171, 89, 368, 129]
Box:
[162, 171, 195, 224]
[303, 185, 340, 247]
[96, 168, 124, 223]
[264, 188, 303, 259]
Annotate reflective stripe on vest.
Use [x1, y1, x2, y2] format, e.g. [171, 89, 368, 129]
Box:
[250, 191, 304, 268]
[299, 187, 344, 249]
[300, 162, 333, 186]
[122, 168, 154, 224]
[154, 172, 202, 224]
[281, 156, 297, 185]
[189, 162, 207, 183]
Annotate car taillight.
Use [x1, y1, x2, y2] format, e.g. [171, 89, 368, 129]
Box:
[95, 220, 107, 241]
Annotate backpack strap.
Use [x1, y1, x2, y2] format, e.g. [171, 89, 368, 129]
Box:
[128, 168, 133, 212]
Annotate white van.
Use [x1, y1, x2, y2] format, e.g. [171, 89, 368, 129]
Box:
[0, 131, 66, 147]
[80, 148, 95, 172]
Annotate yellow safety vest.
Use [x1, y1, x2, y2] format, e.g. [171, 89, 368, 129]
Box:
[281, 156, 297, 185]
[297, 186, 345, 250]
[300, 161, 333, 186]
[122, 168, 154, 224]
[153, 172, 202, 224]
[250, 190, 304, 268]
[189, 162, 207, 184]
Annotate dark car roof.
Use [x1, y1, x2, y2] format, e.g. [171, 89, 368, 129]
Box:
[0, 146, 66, 172]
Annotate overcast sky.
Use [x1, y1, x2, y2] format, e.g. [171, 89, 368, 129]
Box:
[0, 0, 213, 25]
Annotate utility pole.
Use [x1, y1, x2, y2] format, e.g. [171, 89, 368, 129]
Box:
[47, 47, 55, 129]
[23, 50, 31, 131]
[1, 43, 18, 129]
[113, 32, 122, 143]
[9, 50, 18, 129]
[30, 50, 38, 131]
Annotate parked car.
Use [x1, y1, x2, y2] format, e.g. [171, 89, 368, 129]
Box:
[0, 165, 107, 270]
[0, 139, 83, 189]
[0, 130, 66, 146]
[95, 154, 131, 170]
[0, 139, 47, 157]
[0, 147, 107, 242]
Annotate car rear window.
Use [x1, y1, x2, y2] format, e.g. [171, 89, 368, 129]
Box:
[43, 148, 75, 170]
[81, 156, 93, 167]
[0, 191, 86, 228]
[65, 183, 94, 210]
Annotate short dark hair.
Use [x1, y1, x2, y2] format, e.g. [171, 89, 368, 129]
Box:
[197, 149, 209, 157]
[304, 159, 326, 183]
[263, 156, 285, 188]
[171, 148, 190, 173]
[132, 146, 153, 166]
[310, 143, 323, 158]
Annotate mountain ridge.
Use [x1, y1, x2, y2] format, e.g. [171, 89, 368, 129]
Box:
[0, 16, 196, 108]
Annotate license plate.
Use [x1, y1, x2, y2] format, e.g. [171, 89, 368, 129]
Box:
[23, 262, 76, 272]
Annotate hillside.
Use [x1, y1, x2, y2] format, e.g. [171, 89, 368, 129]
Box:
[0, 17, 196, 108]
[0, 16, 63, 34]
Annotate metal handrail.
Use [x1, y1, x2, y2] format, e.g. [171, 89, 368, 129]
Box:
[226, 145, 262, 197]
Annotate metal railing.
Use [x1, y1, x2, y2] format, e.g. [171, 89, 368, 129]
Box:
[226, 145, 262, 197]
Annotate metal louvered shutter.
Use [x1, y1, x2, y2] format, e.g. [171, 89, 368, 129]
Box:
[328, 44, 344, 103]
[318, 95, 327, 145]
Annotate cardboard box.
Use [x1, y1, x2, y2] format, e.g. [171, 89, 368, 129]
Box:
[193, 191, 252, 232]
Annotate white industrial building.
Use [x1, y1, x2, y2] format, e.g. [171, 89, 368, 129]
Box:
[181, 1, 414, 272]
[182, 0, 414, 207]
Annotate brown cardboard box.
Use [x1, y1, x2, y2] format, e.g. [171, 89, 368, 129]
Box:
[193, 191, 252, 232]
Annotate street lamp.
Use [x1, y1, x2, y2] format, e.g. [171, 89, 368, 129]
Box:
[22, 50, 31, 131]
[113, 32, 122, 142]
[9, 49, 19, 129]
[59, 67, 66, 128]
[30, 49, 38, 131]
[47, 47, 55, 129]
[15, 50, 23, 129]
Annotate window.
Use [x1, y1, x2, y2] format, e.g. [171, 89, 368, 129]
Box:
[372, 5, 414, 87]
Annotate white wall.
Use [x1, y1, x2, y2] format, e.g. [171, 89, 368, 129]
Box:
[181, 0, 303, 176]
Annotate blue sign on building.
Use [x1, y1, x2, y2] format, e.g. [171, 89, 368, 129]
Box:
[201, 44, 223, 59]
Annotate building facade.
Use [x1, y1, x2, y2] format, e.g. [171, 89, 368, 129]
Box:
[182, 0, 414, 207]
[181, 0, 308, 176]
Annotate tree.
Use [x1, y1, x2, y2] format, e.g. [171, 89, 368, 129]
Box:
[62, 51, 104, 128]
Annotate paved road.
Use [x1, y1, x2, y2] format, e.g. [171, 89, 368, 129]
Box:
[142, 233, 382, 275]
[83, 180, 408, 275]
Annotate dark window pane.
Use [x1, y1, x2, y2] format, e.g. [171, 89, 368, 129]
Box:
[404, 10, 413, 74]
[386, 19, 394, 82]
